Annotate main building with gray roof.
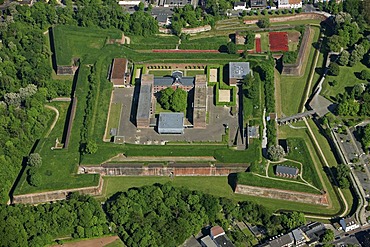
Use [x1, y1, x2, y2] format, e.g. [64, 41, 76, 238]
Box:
[158, 112, 184, 134]
[275, 165, 299, 178]
[229, 62, 251, 86]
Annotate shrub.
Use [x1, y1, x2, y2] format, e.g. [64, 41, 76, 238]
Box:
[257, 18, 270, 28]
[27, 153, 42, 168]
[267, 145, 285, 161]
[328, 62, 340, 76]
[360, 69, 370, 80]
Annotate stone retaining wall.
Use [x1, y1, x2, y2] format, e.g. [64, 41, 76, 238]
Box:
[12, 176, 103, 205]
[282, 26, 312, 76]
[235, 184, 328, 206]
[81, 165, 247, 176]
[243, 13, 328, 25]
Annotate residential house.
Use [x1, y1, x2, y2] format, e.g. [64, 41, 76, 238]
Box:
[233, 1, 247, 10]
[250, 0, 267, 8]
[339, 217, 360, 232]
[278, 0, 302, 9]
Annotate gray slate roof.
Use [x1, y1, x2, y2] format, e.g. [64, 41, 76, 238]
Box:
[154, 76, 194, 87]
[276, 165, 298, 176]
[137, 84, 152, 119]
[158, 112, 184, 134]
[229, 62, 251, 79]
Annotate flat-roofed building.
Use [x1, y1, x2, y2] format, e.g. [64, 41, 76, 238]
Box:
[193, 75, 207, 128]
[158, 112, 184, 134]
[137, 74, 154, 128]
[275, 165, 299, 178]
[250, 0, 267, 8]
[229, 62, 251, 86]
[110, 58, 129, 87]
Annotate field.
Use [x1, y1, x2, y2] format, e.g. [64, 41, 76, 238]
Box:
[127, 35, 179, 50]
[278, 26, 320, 116]
[105, 103, 122, 139]
[321, 62, 369, 101]
[53, 25, 122, 65]
[180, 36, 229, 50]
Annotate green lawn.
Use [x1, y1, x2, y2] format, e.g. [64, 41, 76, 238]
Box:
[99, 176, 339, 215]
[260, 32, 269, 52]
[237, 172, 320, 194]
[180, 36, 229, 50]
[148, 70, 173, 76]
[127, 35, 179, 50]
[279, 26, 320, 116]
[53, 25, 122, 65]
[106, 103, 122, 135]
[321, 62, 369, 101]
[14, 102, 99, 194]
[186, 70, 206, 76]
[278, 119, 349, 216]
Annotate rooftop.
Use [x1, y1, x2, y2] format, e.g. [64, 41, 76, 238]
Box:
[154, 71, 195, 87]
[269, 233, 294, 247]
[158, 112, 184, 134]
[275, 165, 299, 176]
[214, 235, 235, 247]
[137, 84, 152, 119]
[200, 236, 217, 247]
[111, 58, 127, 80]
[229, 62, 251, 79]
[251, 0, 267, 7]
[210, 226, 225, 238]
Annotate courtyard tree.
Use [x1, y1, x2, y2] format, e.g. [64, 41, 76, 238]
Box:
[171, 88, 187, 112]
[226, 42, 237, 54]
[257, 18, 270, 28]
[158, 87, 175, 110]
[328, 62, 340, 76]
[27, 153, 42, 168]
[338, 50, 350, 66]
[267, 145, 285, 161]
[360, 69, 370, 81]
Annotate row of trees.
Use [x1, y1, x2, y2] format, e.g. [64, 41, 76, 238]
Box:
[0, 193, 109, 247]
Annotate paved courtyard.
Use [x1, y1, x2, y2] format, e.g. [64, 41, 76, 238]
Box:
[111, 86, 239, 145]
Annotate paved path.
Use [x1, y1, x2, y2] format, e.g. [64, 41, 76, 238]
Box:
[304, 118, 349, 217]
[44, 105, 59, 137]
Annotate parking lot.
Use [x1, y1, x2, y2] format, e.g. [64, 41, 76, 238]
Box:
[111, 86, 239, 145]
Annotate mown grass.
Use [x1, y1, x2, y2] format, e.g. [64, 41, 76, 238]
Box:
[53, 25, 121, 65]
[279, 26, 319, 116]
[127, 35, 179, 50]
[148, 70, 173, 76]
[107, 103, 122, 133]
[180, 36, 229, 50]
[260, 32, 269, 52]
[186, 70, 206, 76]
[15, 102, 99, 194]
[100, 176, 339, 215]
[278, 120, 348, 216]
[237, 172, 320, 194]
[321, 62, 369, 101]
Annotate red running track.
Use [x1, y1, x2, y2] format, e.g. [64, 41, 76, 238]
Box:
[255, 38, 261, 53]
[269, 32, 289, 52]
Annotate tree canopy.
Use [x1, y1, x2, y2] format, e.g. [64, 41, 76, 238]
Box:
[158, 87, 187, 112]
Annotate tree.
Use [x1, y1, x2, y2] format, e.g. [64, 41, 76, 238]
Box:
[328, 63, 340, 76]
[338, 50, 350, 66]
[28, 172, 42, 187]
[226, 42, 237, 54]
[85, 140, 98, 154]
[360, 70, 370, 80]
[327, 35, 343, 52]
[348, 44, 366, 67]
[322, 229, 334, 243]
[257, 18, 270, 28]
[267, 145, 285, 161]
[171, 88, 187, 112]
[158, 87, 175, 110]
[337, 99, 360, 116]
[27, 153, 42, 168]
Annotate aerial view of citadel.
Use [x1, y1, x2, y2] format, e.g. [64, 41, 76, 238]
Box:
[0, 0, 370, 246]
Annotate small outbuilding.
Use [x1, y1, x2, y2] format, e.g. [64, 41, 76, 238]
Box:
[158, 112, 184, 134]
[275, 165, 299, 178]
[229, 62, 251, 86]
